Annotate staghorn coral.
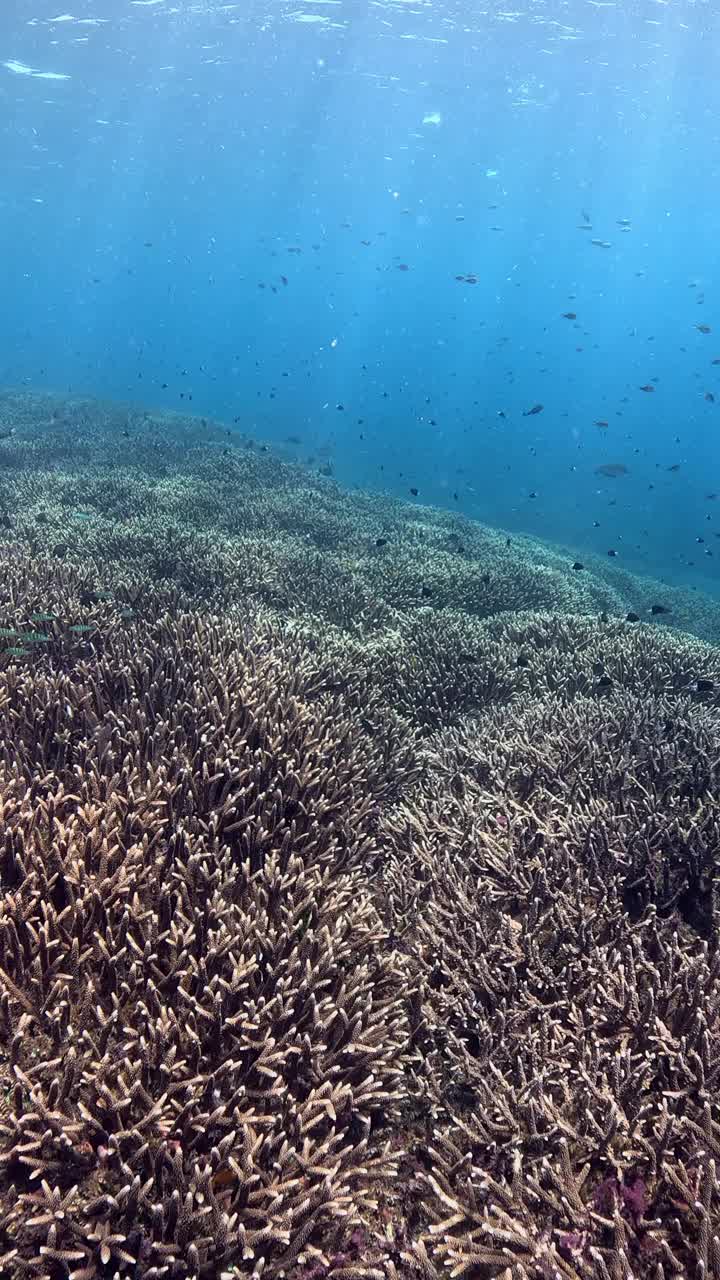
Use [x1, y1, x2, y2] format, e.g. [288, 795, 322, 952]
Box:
[380, 620, 720, 1278]
[0, 592, 410, 1278]
[3, 387, 718, 641]
[1, 395, 720, 1277]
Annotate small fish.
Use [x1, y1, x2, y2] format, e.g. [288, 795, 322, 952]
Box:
[572, 561, 585, 571]
[696, 324, 712, 334]
[712, 358, 720, 365]
[639, 384, 655, 393]
[409, 487, 419, 497]
[706, 392, 715, 403]
[591, 239, 612, 248]
[375, 537, 388, 547]
[607, 549, 618, 557]
[397, 263, 410, 271]
[696, 678, 715, 693]
[523, 404, 544, 416]
[562, 312, 577, 320]
[595, 463, 629, 478]
[649, 603, 671, 615]
[596, 675, 613, 689]
[625, 612, 640, 622]
[667, 464, 681, 472]
[594, 420, 609, 428]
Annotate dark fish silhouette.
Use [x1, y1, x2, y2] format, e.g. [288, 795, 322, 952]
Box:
[562, 312, 577, 320]
[649, 603, 671, 615]
[696, 324, 712, 334]
[639, 384, 655, 393]
[595, 463, 629, 478]
[626, 612, 640, 622]
[523, 404, 544, 416]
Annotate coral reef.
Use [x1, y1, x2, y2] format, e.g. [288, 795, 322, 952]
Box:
[0, 392, 718, 1278]
[0, 388, 717, 641]
[381, 617, 720, 1279]
[0, 593, 411, 1276]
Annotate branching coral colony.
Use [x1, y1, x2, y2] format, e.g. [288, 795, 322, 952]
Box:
[0, 396, 717, 1278]
[0, 602, 409, 1277]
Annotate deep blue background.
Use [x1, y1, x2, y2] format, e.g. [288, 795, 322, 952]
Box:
[2, 0, 719, 589]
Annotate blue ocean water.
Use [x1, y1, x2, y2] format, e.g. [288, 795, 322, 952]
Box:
[2, 0, 718, 594]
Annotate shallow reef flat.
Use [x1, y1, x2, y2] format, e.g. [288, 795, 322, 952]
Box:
[0, 390, 718, 1279]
